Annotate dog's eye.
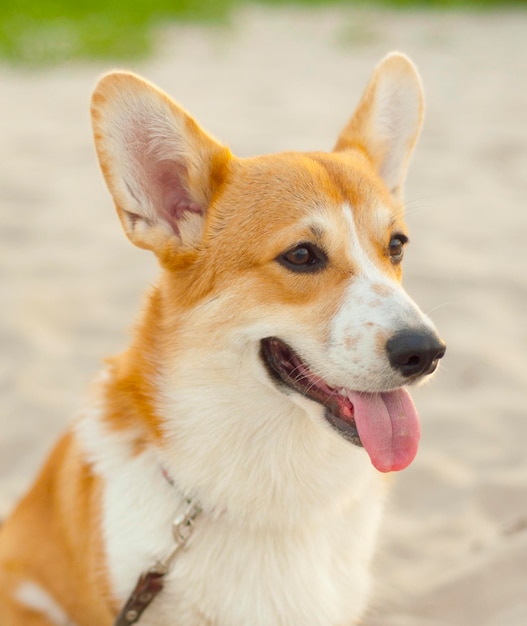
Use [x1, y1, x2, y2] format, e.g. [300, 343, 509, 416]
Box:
[278, 243, 327, 273]
[388, 234, 408, 264]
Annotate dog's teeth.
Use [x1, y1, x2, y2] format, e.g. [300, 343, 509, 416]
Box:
[338, 388, 347, 397]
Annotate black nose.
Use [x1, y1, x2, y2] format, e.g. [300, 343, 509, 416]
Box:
[386, 329, 446, 378]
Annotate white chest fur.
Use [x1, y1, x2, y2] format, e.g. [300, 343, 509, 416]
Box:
[77, 396, 386, 626]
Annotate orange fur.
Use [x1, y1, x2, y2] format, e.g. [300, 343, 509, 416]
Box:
[0, 433, 116, 624]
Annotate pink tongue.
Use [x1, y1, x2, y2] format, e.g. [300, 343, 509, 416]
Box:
[348, 388, 420, 473]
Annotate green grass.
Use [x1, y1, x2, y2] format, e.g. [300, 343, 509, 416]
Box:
[0, 0, 236, 65]
[262, 0, 527, 4]
[1, 0, 525, 65]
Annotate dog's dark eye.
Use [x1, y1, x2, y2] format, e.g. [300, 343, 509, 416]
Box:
[388, 234, 408, 264]
[278, 243, 327, 273]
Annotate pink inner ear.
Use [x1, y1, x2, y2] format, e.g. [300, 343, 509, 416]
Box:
[122, 120, 206, 239]
[153, 161, 204, 236]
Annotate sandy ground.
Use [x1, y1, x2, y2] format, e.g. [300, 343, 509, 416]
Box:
[1, 5, 527, 625]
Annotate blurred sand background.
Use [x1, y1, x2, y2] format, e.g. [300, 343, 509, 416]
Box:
[1, 5, 527, 625]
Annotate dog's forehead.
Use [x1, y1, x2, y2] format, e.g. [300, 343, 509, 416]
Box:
[217, 150, 397, 246]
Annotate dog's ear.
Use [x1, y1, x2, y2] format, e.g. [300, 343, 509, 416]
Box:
[91, 72, 230, 256]
[334, 52, 424, 199]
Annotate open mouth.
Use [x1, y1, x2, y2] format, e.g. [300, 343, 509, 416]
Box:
[260, 337, 362, 447]
[260, 337, 421, 473]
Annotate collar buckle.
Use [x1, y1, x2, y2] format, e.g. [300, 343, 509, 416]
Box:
[150, 499, 202, 576]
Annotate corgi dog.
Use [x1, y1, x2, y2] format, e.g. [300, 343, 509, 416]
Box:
[0, 52, 445, 626]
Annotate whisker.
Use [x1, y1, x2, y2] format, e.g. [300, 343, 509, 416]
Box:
[424, 302, 453, 316]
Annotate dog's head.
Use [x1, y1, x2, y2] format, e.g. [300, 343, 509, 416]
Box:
[91, 53, 445, 474]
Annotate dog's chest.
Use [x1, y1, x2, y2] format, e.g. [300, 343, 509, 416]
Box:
[101, 463, 383, 626]
[147, 512, 380, 626]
